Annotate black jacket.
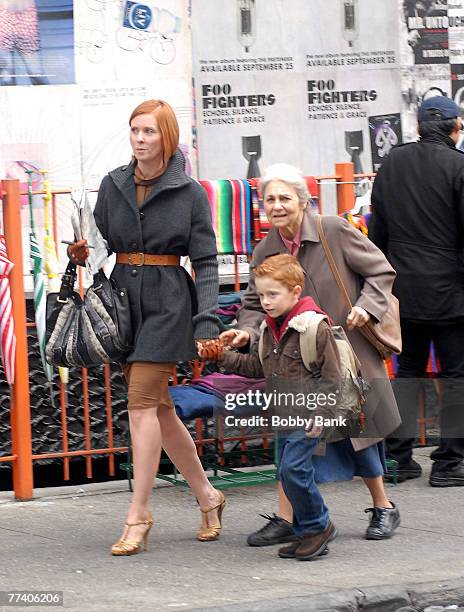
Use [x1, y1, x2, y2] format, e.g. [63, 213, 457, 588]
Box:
[369, 134, 464, 321]
[93, 150, 219, 363]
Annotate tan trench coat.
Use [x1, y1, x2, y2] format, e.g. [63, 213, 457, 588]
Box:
[237, 211, 401, 451]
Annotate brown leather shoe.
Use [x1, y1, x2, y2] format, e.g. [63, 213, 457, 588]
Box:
[279, 540, 329, 559]
[294, 521, 337, 561]
[278, 540, 302, 558]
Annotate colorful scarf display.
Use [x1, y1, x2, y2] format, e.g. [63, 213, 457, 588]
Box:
[230, 179, 252, 255]
[200, 179, 253, 255]
[199, 180, 232, 255]
[200, 176, 321, 251]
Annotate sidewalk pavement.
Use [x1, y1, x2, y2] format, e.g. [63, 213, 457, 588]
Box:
[1, 446, 463, 612]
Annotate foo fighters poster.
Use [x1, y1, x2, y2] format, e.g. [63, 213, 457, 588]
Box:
[192, 0, 401, 178]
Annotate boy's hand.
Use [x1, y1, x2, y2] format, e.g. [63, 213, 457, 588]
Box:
[219, 329, 250, 348]
[346, 306, 370, 330]
[305, 418, 324, 438]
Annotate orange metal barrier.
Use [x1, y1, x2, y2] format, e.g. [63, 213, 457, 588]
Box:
[1, 179, 33, 500]
[0, 180, 128, 499]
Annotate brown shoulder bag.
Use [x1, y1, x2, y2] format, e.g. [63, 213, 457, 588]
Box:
[316, 215, 401, 360]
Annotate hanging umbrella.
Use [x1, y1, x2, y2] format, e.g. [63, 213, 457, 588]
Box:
[41, 170, 69, 385]
[25, 169, 54, 385]
[0, 235, 16, 386]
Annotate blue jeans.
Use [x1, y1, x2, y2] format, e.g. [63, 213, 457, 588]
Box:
[278, 430, 329, 537]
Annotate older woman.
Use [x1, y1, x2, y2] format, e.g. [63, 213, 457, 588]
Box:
[68, 100, 225, 555]
[221, 163, 402, 543]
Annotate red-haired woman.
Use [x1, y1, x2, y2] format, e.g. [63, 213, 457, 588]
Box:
[68, 100, 225, 555]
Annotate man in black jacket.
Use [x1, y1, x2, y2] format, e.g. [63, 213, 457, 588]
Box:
[369, 95, 464, 487]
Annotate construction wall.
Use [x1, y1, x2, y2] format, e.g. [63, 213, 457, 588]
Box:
[1, 1, 463, 187]
[193, 0, 462, 178]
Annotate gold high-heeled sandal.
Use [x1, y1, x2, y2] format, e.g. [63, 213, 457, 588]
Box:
[111, 514, 154, 556]
[197, 491, 226, 542]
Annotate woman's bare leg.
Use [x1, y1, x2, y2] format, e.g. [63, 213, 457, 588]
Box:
[362, 476, 393, 508]
[119, 407, 162, 543]
[158, 405, 223, 528]
[277, 481, 293, 522]
[117, 363, 165, 543]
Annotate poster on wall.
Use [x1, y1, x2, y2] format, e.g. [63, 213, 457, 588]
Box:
[400, 64, 450, 141]
[401, 0, 449, 65]
[193, 0, 299, 75]
[0, 86, 81, 188]
[369, 113, 403, 172]
[193, 73, 304, 179]
[80, 80, 193, 188]
[304, 0, 399, 71]
[0, 0, 75, 86]
[303, 69, 402, 174]
[451, 62, 464, 106]
[192, 0, 401, 178]
[0, 86, 81, 285]
[300, 0, 401, 173]
[192, 0, 302, 178]
[451, 63, 464, 150]
[449, 0, 464, 64]
[74, 0, 190, 85]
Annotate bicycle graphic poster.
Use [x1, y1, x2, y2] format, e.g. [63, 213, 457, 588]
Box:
[74, 0, 189, 81]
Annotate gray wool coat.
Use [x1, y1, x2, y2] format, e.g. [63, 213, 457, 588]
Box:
[238, 211, 402, 450]
[93, 150, 220, 363]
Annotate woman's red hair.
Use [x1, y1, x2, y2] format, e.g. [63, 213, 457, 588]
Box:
[129, 100, 179, 170]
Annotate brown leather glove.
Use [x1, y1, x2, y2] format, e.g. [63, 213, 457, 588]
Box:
[67, 239, 90, 266]
[196, 338, 225, 362]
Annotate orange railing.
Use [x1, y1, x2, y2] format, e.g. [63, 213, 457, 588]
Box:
[2, 179, 33, 500]
[0, 180, 128, 499]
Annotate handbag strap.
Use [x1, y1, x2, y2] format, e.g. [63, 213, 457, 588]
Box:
[58, 261, 77, 302]
[316, 215, 353, 311]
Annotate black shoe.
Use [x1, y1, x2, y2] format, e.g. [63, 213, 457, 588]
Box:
[247, 514, 298, 547]
[383, 459, 422, 483]
[430, 460, 464, 487]
[365, 502, 401, 540]
[279, 540, 329, 559]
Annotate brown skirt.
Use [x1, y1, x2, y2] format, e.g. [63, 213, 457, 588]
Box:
[121, 362, 175, 411]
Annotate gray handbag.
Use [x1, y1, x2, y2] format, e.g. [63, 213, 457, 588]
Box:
[45, 261, 133, 368]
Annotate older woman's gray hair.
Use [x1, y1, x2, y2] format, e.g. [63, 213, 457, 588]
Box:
[259, 163, 310, 206]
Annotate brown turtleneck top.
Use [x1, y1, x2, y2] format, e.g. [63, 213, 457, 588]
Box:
[133, 164, 164, 205]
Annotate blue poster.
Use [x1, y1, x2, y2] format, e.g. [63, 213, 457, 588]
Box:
[0, 0, 74, 86]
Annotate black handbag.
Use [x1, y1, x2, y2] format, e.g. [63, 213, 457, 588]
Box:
[45, 262, 133, 368]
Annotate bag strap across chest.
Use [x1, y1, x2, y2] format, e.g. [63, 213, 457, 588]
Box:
[316, 215, 353, 311]
[298, 313, 328, 369]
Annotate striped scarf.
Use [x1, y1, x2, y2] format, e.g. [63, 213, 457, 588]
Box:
[200, 179, 252, 255]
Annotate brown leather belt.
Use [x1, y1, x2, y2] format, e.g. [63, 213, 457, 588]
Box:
[116, 253, 180, 267]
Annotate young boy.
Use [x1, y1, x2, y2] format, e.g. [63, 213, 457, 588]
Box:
[203, 253, 342, 560]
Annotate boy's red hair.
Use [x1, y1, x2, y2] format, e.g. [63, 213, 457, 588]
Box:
[255, 254, 305, 290]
